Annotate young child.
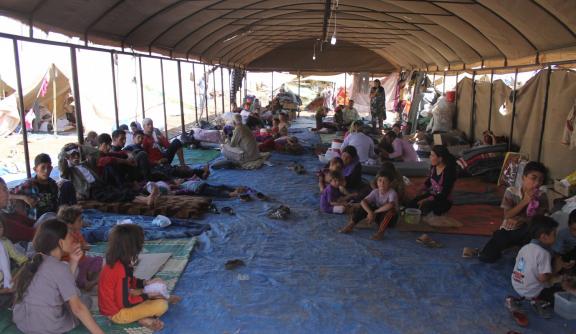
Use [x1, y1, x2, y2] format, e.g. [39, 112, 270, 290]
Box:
[480, 161, 549, 263]
[320, 171, 349, 214]
[0, 220, 28, 293]
[508, 215, 565, 319]
[553, 209, 576, 266]
[98, 224, 180, 331]
[124, 130, 145, 153]
[318, 157, 344, 192]
[10, 153, 59, 219]
[339, 171, 398, 240]
[370, 162, 405, 204]
[12, 219, 104, 334]
[58, 205, 103, 291]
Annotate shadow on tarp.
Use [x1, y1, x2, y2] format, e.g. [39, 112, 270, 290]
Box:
[160, 142, 576, 333]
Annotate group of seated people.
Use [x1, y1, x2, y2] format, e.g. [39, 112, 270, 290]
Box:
[0, 115, 280, 332]
[318, 146, 576, 319]
[319, 145, 456, 239]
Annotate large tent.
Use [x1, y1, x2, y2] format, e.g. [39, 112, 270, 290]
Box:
[0, 78, 14, 99]
[0, 64, 72, 137]
[0, 0, 574, 72]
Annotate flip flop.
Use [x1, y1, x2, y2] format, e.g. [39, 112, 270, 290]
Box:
[208, 204, 220, 214]
[462, 247, 479, 258]
[225, 259, 246, 270]
[221, 207, 235, 215]
[256, 192, 269, 201]
[239, 194, 252, 202]
[416, 234, 443, 248]
[505, 296, 528, 327]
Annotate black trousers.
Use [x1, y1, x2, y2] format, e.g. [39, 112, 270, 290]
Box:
[162, 139, 183, 165]
[479, 224, 530, 263]
[408, 194, 452, 216]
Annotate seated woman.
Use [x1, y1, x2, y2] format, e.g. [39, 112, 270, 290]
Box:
[379, 131, 418, 162]
[142, 118, 185, 167]
[0, 177, 36, 242]
[313, 107, 338, 132]
[221, 114, 261, 164]
[407, 145, 457, 216]
[341, 121, 376, 163]
[341, 146, 364, 194]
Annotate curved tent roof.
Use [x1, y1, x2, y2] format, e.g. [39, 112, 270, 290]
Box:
[0, 0, 574, 72]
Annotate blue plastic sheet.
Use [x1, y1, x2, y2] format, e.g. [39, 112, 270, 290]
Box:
[81, 209, 211, 243]
[160, 128, 576, 334]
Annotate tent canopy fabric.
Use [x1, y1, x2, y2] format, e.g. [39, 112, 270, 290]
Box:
[0, 1, 574, 72]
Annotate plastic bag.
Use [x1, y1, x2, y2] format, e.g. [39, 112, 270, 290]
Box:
[143, 282, 170, 299]
[152, 215, 171, 228]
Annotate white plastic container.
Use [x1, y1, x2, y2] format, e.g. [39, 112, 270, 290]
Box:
[555, 292, 576, 320]
[403, 208, 422, 225]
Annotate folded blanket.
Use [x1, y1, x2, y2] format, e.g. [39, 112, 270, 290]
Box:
[81, 209, 211, 243]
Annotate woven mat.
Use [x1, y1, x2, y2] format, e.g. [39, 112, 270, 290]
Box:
[0, 237, 197, 334]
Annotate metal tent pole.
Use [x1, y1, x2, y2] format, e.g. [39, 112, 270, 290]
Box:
[537, 66, 553, 162]
[470, 71, 477, 142]
[12, 39, 32, 178]
[212, 68, 217, 117]
[138, 56, 145, 119]
[177, 60, 185, 135]
[487, 69, 494, 131]
[110, 52, 119, 128]
[508, 68, 518, 152]
[220, 67, 225, 113]
[160, 59, 168, 137]
[192, 64, 198, 123]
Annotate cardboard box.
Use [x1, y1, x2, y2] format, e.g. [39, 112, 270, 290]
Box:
[554, 180, 576, 197]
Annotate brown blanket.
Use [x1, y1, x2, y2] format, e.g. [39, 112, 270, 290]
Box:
[79, 195, 212, 219]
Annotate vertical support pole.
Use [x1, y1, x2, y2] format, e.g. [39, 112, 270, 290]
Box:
[138, 56, 145, 119]
[203, 63, 209, 122]
[298, 71, 301, 117]
[212, 68, 217, 117]
[243, 70, 247, 103]
[220, 66, 225, 113]
[160, 59, 168, 137]
[110, 52, 119, 128]
[70, 47, 84, 145]
[470, 71, 477, 142]
[271, 71, 274, 102]
[177, 60, 185, 135]
[432, 72, 436, 91]
[344, 72, 347, 103]
[508, 68, 518, 152]
[537, 66, 552, 162]
[487, 69, 494, 131]
[12, 39, 32, 178]
[192, 63, 198, 123]
[454, 71, 459, 128]
[442, 71, 446, 94]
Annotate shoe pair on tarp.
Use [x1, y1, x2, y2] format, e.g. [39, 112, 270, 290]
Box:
[267, 205, 291, 220]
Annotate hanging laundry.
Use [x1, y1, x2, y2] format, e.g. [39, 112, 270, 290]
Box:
[562, 99, 576, 150]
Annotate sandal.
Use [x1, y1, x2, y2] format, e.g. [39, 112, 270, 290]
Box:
[256, 192, 269, 201]
[462, 247, 479, 258]
[239, 194, 252, 202]
[221, 207, 235, 215]
[225, 259, 246, 270]
[505, 296, 528, 327]
[138, 318, 164, 331]
[416, 234, 443, 248]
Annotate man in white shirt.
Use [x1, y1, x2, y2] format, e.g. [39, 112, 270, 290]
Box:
[341, 121, 376, 163]
[342, 100, 360, 126]
[240, 102, 251, 124]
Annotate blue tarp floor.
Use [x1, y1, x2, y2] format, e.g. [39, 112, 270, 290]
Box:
[159, 119, 576, 334]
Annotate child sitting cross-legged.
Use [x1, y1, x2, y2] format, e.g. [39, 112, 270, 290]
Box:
[320, 171, 352, 214]
[58, 205, 103, 292]
[507, 215, 573, 319]
[98, 224, 181, 332]
[339, 171, 398, 240]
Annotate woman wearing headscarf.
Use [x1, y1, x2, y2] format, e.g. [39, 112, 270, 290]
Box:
[369, 79, 386, 130]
